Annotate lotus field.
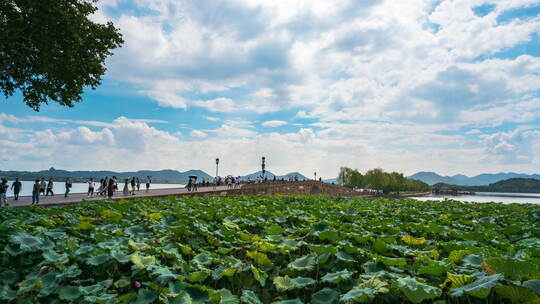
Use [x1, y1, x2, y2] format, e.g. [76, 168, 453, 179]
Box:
[1, 196, 540, 304]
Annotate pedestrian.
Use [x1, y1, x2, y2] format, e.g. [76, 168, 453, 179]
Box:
[101, 177, 108, 196]
[88, 178, 95, 197]
[46, 178, 54, 196]
[11, 178, 21, 201]
[112, 176, 118, 192]
[32, 179, 40, 205]
[39, 178, 46, 195]
[0, 179, 8, 207]
[123, 179, 129, 196]
[107, 178, 114, 199]
[136, 178, 141, 191]
[145, 176, 151, 192]
[130, 177, 136, 195]
[64, 178, 72, 198]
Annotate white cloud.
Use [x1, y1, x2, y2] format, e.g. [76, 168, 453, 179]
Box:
[146, 91, 188, 109]
[210, 124, 257, 138]
[194, 98, 235, 112]
[190, 130, 207, 138]
[2, 114, 540, 177]
[262, 120, 287, 127]
[94, 0, 540, 130]
[4, 1, 540, 177]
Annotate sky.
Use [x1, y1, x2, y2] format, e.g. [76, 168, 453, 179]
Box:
[2, 0, 540, 178]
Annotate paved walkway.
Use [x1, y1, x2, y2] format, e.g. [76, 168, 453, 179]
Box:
[3, 185, 234, 207]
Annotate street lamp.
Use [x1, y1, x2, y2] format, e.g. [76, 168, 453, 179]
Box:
[314, 172, 317, 181]
[215, 158, 219, 178]
[261, 157, 266, 180]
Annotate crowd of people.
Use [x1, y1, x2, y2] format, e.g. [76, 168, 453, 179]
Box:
[0, 173, 311, 206]
[0, 176, 153, 206]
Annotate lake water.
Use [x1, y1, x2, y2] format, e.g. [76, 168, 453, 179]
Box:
[412, 192, 540, 204]
[3, 180, 185, 197]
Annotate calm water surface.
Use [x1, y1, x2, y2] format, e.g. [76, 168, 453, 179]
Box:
[4, 181, 185, 197]
[412, 192, 540, 204]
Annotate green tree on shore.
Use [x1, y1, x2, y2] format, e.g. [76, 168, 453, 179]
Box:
[338, 167, 429, 193]
[0, 0, 123, 110]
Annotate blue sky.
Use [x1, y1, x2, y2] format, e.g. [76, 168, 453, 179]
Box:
[2, 0, 540, 178]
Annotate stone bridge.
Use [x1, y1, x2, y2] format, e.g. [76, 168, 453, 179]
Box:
[186, 181, 368, 197]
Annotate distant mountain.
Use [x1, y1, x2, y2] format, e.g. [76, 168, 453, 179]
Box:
[409, 171, 540, 186]
[238, 171, 308, 181]
[0, 168, 212, 183]
[323, 178, 338, 184]
[408, 172, 458, 185]
[434, 178, 540, 193]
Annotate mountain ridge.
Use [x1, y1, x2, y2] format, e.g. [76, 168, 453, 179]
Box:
[409, 171, 540, 186]
[433, 178, 540, 193]
[0, 168, 309, 183]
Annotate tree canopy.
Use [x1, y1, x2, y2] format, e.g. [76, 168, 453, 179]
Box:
[0, 0, 123, 111]
[338, 167, 430, 193]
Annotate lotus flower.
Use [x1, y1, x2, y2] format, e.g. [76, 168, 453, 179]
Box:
[472, 219, 479, 224]
[134, 281, 142, 288]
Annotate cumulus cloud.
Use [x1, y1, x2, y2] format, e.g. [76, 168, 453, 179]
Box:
[92, 0, 540, 129]
[204, 116, 220, 121]
[482, 128, 540, 164]
[193, 98, 236, 112]
[3, 1, 540, 176]
[190, 130, 207, 138]
[262, 120, 287, 127]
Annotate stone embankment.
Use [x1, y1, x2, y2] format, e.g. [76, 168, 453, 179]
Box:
[185, 181, 369, 197]
[9, 181, 370, 208]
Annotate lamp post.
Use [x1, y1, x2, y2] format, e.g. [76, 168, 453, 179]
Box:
[261, 157, 266, 180]
[215, 158, 219, 179]
[314, 172, 317, 181]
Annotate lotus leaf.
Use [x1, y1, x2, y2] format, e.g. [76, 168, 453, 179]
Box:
[318, 230, 339, 242]
[401, 235, 426, 246]
[450, 274, 502, 299]
[495, 285, 539, 303]
[272, 299, 303, 304]
[251, 265, 268, 287]
[216, 288, 240, 304]
[129, 239, 151, 251]
[321, 270, 354, 284]
[134, 288, 159, 304]
[1, 195, 539, 303]
[87, 253, 111, 266]
[336, 251, 355, 262]
[524, 280, 540, 295]
[309, 244, 338, 255]
[247, 251, 273, 267]
[395, 277, 441, 303]
[288, 254, 317, 271]
[188, 270, 211, 283]
[42, 250, 68, 263]
[418, 260, 449, 277]
[311, 288, 339, 304]
[130, 253, 156, 270]
[241, 290, 263, 304]
[341, 277, 389, 303]
[58, 286, 82, 301]
[193, 253, 213, 266]
[445, 273, 475, 288]
[483, 257, 539, 280]
[273, 276, 294, 292]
